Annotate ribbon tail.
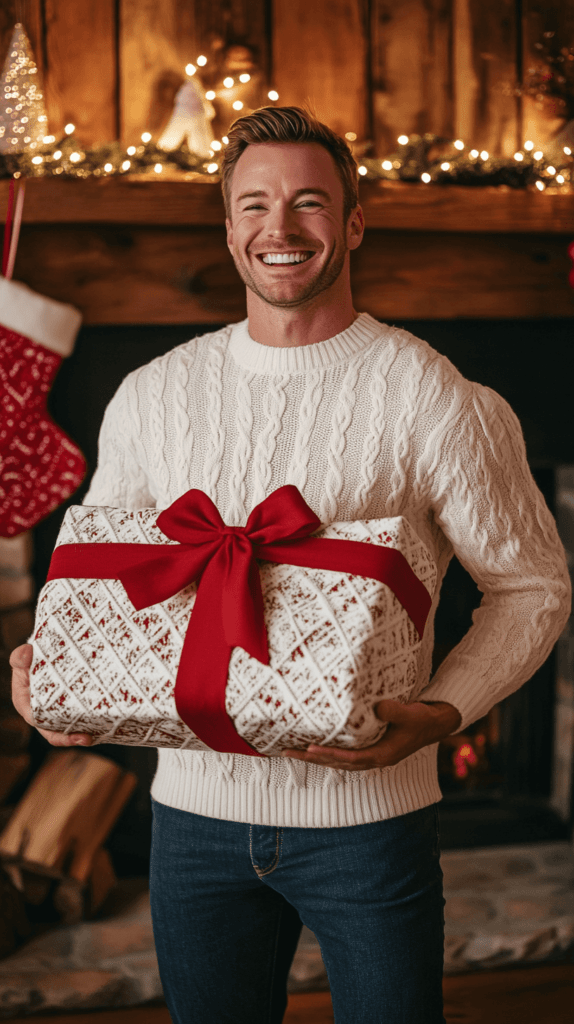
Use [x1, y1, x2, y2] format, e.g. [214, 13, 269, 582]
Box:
[175, 557, 264, 757]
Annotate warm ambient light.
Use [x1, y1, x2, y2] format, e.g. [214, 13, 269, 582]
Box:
[381, 160, 392, 170]
[268, 90, 279, 101]
[206, 162, 218, 173]
[232, 100, 243, 110]
[185, 64, 196, 76]
[196, 55, 207, 66]
[64, 123, 75, 134]
[31, 155, 42, 164]
[345, 132, 357, 141]
[104, 162, 113, 172]
[222, 136, 229, 144]
[397, 134, 409, 145]
[440, 161, 450, 170]
[469, 149, 479, 158]
[454, 139, 464, 150]
[556, 174, 565, 183]
[358, 165, 367, 175]
[127, 146, 136, 156]
[53, 150, 61, 159]
[564, 146, 572, 156]
[205, 90, 216, 100]
[42, 135, 55, 144]
[546, 165, 556, 175]
[535, 180, 545, 191]
[239, 74, 251, 83]
[211, 140, 222, 150]
[421, 172, 431, 183]
[223, 77, 234, 88]
[514, 151, 524, 161]
[154, 163, 163, 173]
[69, 152, 81, 163]
[524, 140, 534, 151]
[480, 150, 489, 160]
[121, 159, 131, 171]
[141, 132, 151, 143]
[533, 150, 543, 160]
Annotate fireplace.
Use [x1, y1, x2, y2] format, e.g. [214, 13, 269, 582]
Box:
[10, 315, 566, 872]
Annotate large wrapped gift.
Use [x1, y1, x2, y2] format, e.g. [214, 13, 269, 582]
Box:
[30, 486, 436, 757]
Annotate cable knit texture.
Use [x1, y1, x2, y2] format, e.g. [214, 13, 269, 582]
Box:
[84, 313, 571, 828]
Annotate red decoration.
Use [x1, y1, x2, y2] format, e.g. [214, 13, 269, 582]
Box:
[0, 325, 87, 537]
[46, 486, 432, 757]
[568, 239, 574, 290]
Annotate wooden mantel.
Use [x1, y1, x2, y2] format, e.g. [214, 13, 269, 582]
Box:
[1, 178, 574, 233]
[3, 178, 574, 323]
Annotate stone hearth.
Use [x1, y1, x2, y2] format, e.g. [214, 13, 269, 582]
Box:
[0, 840, 573, 1017]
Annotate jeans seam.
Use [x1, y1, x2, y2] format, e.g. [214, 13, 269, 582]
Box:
[250, 827, 283, 878]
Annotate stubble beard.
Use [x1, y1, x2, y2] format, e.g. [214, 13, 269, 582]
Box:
[232, 237, 348, 310]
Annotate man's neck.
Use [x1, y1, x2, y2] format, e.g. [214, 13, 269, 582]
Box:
[245, 291, 358, 349]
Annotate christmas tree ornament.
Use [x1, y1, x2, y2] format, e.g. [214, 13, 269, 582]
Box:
[157, 76, 215, 158]
[0, 277, 86, 537]
[0, 22, 48, 155]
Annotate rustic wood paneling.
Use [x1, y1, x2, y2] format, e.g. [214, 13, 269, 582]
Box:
[522, 0, 574, 150]
[370, 0, 454, 155]
[119, 0, 268, 144]
[11, 224, 574, 323]
[42, 0, 116, 145]
[272, 0, 368, 141]
[453, 0, 518, 156]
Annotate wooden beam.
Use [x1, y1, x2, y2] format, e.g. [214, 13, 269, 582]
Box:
[272, 0, 368, 141]
[1, 177, 573, 233]
[453, 0, 519, 157]
[43, 0, 117, 145]
[9, 223, 574, 323]
[370, 0, 454, 155]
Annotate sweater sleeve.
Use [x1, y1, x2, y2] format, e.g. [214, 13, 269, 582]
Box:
[83, 377, 156, 510]
[417, 382, 571, 734]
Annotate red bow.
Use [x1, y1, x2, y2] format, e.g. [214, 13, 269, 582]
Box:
[47, 486, 431, 757]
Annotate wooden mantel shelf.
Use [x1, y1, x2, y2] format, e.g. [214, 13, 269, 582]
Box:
[1, 177, 573, 233]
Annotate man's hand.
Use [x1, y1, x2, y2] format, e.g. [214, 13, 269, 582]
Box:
[281, 699, 462, 771]
[10, 643, 93, 747]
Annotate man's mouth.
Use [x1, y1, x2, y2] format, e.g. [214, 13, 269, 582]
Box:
[255, 251, 316, 266]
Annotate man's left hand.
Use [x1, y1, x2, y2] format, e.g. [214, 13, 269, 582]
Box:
[281, 699, 462, 771]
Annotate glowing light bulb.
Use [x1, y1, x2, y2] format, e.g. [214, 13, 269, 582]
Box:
[186, 64, 196, 76]
[121, 159, 131, 171]
[547, 165, 556, 175]
[358, 165, 367, 176]
[127, 145, 136, 156]
[222, 136, 229, 145]
[42, 135, 55, 144]
[211, 140, 222, 151]
[205, 90, 216, 100]
[141, 132, 152, 143]
[53, 150, 62, 160]
[524, 140, 534, 151]
[223, 77, 234, 88]
[239, 74, 250, 83]
[232, 100, 243, 110]
[556, 174, 565, 183]
[454, 139, 464, 150]
[154, 163, 163, 173]
[268, 90, 279, 101]
[469, 149, 479, 158]
[480, 150, 489, 160]
[197, 55, 207, 66]
[104, 162, 113, 172]
[397, 134, 409, 145]
[31, 155, 43, 164]
[514, 151, 524, 161]
[533, 150, 543, 160]
[69, 152, 81, 163]
[535, 180, 545, 191]
[64, 123, 75, 135]
[345, 132, 357, 141]
[381, 160, 392, 170]
[440, 161, 451, 171]
[564, 146, 572, 156]
[206, 162, 218, 173]
[421, 172, 431, 183]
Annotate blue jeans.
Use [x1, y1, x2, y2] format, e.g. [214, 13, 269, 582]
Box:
[150, 798, 446, 1024]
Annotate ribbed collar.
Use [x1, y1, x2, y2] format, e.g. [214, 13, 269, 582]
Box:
[228, 312, 386, 374]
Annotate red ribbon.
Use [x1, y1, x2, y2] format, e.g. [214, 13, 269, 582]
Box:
[47, 486, 432, 757]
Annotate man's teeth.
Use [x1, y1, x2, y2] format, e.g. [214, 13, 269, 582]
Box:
[261, 252, 312, 264]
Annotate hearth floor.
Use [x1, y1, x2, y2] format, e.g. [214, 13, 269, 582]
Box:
[0, 840, 573, 1018]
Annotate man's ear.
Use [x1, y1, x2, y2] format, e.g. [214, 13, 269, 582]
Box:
[347, 205, 364, 251]
[225, 216, 233, 252]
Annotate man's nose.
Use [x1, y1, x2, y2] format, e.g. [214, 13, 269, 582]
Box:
[266, 202, 299, 235]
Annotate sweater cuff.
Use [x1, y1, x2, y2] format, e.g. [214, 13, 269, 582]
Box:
[415, 672, 484, 735]
[0, 277, 82, 357]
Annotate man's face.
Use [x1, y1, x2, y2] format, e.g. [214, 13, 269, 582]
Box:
[226, 142, 362, 310]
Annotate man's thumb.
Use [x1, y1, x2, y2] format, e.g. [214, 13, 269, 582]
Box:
[374, 698, 408, 722]
[10, 643, 33, 670]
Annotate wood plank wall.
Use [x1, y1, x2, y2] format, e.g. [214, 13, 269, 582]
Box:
[2, 0, 574, 154]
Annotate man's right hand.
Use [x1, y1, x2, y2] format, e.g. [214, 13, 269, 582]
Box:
[10, 643, 92, 747]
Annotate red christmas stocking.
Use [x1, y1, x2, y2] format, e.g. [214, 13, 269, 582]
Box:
[0, 278, 86, 537]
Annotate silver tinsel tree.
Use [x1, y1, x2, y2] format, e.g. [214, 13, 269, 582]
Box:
[0, 22, 48, 155]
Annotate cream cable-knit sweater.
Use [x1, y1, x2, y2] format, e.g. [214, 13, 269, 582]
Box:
[84, 313, 571, 828]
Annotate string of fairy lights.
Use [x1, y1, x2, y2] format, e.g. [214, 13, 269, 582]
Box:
[1, 28, 573, 191]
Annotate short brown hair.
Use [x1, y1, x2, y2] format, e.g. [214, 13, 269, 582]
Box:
[221, 106, 359, 223]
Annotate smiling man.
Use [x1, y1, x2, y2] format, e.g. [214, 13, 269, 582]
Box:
[11, 107, 571, 1024]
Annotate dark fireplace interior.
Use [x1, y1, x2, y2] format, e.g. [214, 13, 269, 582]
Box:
[21, 317, 574, 875]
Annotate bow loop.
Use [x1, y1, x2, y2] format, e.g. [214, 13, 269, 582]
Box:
[244, 484, 321, 547]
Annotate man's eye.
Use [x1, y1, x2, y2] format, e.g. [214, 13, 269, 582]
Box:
[244, 204, 265, 210]
[298, 201, 321, 208]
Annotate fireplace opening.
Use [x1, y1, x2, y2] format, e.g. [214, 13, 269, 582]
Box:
[12, 317, 572, 871]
